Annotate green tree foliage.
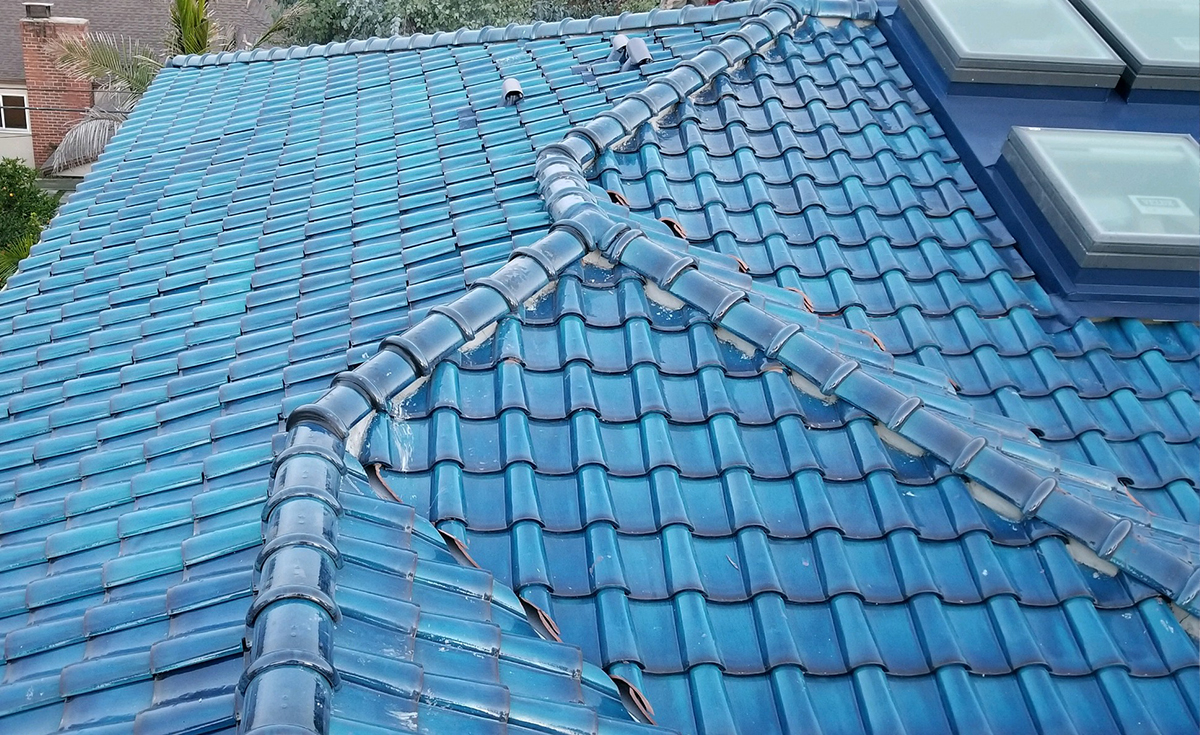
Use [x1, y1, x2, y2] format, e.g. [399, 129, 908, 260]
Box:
[277, 0, 657, 44]
[532, 0, 657, 22]
[0, 159, 60, 287]
[276, 0, 405, 42]
[168, 0, 229, 57]
[46, 0, 298, 173]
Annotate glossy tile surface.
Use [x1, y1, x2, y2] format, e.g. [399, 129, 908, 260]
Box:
[0, 4, 773, 731]
[0, 0, 1196, 733]
[367, 12, 1199, 735]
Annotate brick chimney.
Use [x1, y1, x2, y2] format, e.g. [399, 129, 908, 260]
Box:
[20, 3, 93, 169]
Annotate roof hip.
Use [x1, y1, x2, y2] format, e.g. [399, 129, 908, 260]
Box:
[532, 0, 1200, 622]
[243, 0, 1198, 730]
[241, 3, 855, 732]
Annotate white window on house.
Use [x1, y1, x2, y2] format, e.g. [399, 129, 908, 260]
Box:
[0, 95, 28, 130]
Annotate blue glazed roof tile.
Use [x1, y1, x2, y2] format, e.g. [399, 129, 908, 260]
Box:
[0, 0, 1197, 732]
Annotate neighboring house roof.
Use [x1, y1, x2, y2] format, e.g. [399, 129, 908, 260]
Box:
[0, 0, 270, 83]
[0, 0, 1197, 733]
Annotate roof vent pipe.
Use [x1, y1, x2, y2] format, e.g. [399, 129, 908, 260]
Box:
[622, 37, 652, 71]
[501, 77, 523, 106]
[608, 34, 629, 62]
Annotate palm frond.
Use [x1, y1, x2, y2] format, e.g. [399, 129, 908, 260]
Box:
[251, 2, 312, 48]
[42, 109, 128, 174]
[169, 0, 226, 56]
[0, 233, 36, 289]
[52, 33, 161, 95]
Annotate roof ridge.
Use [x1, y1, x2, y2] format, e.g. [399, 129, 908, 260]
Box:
[587, 222, 1200, 614]
[522, 6, 1200, 621]
[166, 0, 782, 70]
[282, 0, 1199, 618]
[241, 3, 842, 731]
[246, 0, 1192, 727]
[524, 14, 1200, 620]
[517, 0, 1200, 621]
[241, 438, 667, 733]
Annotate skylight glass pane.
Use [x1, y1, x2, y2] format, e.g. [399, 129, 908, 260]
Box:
[1004, 128, 1200, 270]
[902, 0, 1125, 86]
[922, 0, 1117, 66]
[1069, 0, 1200, 89]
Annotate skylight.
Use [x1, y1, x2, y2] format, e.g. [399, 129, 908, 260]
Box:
[1003, 127, 1200, 271]
[1068, 0, 1200, 90]
[901, 0, 1125, 87]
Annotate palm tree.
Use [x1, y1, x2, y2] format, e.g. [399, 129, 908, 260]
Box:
[45, 0, 300, 174]
[0, 231, 37, 287]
